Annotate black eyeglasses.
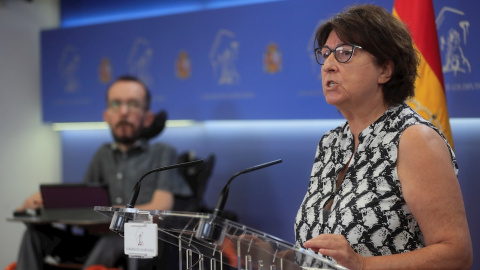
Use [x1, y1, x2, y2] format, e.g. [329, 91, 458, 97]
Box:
[314, 44, 363, 65]
[108, 100, 144, 113]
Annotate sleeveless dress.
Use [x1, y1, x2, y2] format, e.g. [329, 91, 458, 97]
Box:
[294, 103, 457, 258]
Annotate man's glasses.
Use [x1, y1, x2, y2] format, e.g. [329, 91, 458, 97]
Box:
[108, 100, 144, 113]
[314, 44, 363, 65]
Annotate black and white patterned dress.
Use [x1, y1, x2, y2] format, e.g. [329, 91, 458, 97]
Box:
[295, 103, 457, 258]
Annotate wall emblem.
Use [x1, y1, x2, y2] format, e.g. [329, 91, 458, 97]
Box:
[128, 37, 154, 87]
[176, 50, 191, 79]
[210, 29, 240, 85]
[437, 6, 471, 77]
[98, 57, 112, 83]
[59, 44, 81, 92]
[263, 43, 282, 74]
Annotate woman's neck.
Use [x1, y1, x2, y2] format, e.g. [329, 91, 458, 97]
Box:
[341, 102, 389, 141]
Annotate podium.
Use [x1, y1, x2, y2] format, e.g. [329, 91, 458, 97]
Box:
[94, 206, 347, 270]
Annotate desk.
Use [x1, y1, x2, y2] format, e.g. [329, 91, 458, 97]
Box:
[8, 209, 112, 235]
[8, 217, 111, 239]
[7, 211, 113, 270]
[8, 208, 111, 224]
[8, 216, 110, 226]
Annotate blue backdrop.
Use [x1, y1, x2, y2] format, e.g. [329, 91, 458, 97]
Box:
[47, 0, 480, 268]
[42, 0, 480, 122]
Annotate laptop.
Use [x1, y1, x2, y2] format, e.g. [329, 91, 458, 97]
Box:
[39, 183, 111, 223]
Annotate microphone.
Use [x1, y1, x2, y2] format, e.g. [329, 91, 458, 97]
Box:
[196, 159, 282, 244]
[126, 159, 204, 208]
[213, 159, 282, 218]
[110, 159, 204, 233]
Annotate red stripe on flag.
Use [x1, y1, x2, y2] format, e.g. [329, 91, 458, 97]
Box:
[393, 0, 444, 89]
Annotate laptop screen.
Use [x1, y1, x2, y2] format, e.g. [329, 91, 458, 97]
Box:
[40, 184, 111, 209]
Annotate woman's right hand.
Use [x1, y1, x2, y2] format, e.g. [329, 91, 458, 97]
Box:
[304, 234, 366, 270]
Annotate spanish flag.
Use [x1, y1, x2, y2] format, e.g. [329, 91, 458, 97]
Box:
[393, 0, 454, 148]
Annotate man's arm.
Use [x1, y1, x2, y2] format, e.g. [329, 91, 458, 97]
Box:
[132, 189, 174, 210]
[129, 143, 184, 211]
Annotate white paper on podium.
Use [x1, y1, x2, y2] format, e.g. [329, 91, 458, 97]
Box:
[124, 222, 158, 258]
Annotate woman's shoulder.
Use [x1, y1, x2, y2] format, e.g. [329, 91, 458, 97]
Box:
[401, 124, 443, 144]
[319, 121, 351, 147]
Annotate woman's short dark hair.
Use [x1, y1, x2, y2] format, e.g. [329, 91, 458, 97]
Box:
[315, 4, 419, 106]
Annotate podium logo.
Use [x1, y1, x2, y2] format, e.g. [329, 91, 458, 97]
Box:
[136, 228, 144, 246]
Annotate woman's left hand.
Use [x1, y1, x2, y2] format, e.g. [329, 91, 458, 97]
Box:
[303, 234, 365, 270]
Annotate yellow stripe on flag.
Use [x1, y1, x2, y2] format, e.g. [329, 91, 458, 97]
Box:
[393, 2, 454, 148]
[408, 43, 454, 147]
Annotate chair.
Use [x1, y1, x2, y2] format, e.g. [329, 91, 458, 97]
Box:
[129, 152, 214, 270]
[139, 110, 167, 141]
[174, 151, 215, 212]
[176, 151, 238, 221]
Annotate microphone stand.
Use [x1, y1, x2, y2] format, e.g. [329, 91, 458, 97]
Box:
[196, 159, 282, 244]
[110, 159, 204, 234]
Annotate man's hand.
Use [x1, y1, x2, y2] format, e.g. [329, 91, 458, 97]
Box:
[16, 191, 43, 212]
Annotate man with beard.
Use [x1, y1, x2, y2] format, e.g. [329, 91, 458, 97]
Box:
[13, 75, 192, 270]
